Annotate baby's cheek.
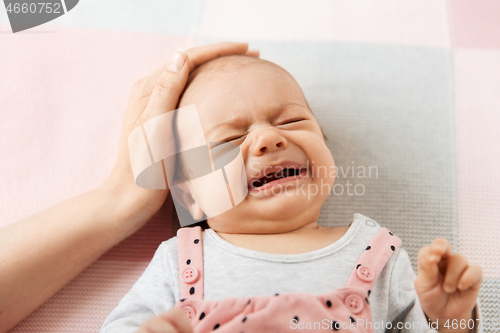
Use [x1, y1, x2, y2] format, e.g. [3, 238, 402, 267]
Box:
[189, 173, 230, 218]
[311, 143, 336, 194]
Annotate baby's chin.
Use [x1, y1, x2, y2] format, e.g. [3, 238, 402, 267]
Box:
[206, 189, 325, 233]
[253, 193, 323, 220]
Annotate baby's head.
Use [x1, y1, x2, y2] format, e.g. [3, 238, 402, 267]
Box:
[174, 54, 335, 234]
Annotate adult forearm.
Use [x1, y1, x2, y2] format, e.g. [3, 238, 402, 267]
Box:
[0, 186, 154, 332]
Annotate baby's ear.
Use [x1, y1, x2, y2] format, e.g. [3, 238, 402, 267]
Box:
[171, 182, 205, 221]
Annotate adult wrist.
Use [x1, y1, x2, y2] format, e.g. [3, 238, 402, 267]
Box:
[97, 179, 161, 241]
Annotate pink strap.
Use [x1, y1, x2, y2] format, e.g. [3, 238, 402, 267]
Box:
[346, 227, 402, 292]
[177, 226, 204, 300]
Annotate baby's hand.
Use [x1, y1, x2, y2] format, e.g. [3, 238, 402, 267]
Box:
[415, 238, 483, 332]
[137, 308, 193, 333]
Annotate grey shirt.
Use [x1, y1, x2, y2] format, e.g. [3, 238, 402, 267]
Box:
[100, 213, 481, 333]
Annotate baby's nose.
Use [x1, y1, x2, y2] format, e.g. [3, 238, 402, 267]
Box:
[251, 128, 287, 155]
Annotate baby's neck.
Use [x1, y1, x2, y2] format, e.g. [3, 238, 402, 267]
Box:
[214, 224, 350, 255]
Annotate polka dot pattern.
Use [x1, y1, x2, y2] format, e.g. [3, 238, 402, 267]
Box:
[176, 227, 204, 300]
[174, 226, 401, 332]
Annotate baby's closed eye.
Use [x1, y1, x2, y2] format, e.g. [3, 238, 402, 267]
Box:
[217, 117, 309, 145]
[276, 117, 307, 126]
[221, 134, 247, 143]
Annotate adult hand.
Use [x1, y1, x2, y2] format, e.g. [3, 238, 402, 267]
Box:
[0, 43, 261, 333]
[100, 42, 258, 235]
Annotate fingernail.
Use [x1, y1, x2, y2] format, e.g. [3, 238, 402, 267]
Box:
[167, 50, 186, 72]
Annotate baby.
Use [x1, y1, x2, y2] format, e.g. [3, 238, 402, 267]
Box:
[100, 55, 483, 333]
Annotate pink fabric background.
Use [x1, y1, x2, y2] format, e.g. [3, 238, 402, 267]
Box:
[199, 0, 450, 47]
[448, 0, 500, 278]
[454, 49, 500, 277]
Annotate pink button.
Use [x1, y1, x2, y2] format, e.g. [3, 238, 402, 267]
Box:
[356, 265, 374, 282]
[182, 306, 196, 319]
[345, 294, 364, 314]
[181, 267, 199, 284]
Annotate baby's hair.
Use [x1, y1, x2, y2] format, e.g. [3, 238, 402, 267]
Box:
[178, 54, 327, 142]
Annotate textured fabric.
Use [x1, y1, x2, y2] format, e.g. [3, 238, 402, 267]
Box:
[1, 1, 499, 332]
[100, 214, 438, 333]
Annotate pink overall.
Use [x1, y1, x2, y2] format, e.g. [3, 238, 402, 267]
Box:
[174, 226, 401, 332]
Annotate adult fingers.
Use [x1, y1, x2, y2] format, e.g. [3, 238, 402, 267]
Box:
[245, 49, 260, 57]
[148, 42, 252, 83]
[140, 42, 256, 121]
[142, 50, 189, 122]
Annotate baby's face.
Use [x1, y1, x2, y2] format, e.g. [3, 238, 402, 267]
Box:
[177, 56, 335, 234]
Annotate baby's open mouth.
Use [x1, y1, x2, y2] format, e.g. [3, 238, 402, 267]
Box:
[250, 168, 304, 189]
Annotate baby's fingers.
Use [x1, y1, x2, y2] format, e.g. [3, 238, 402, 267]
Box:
[159, 307, 193, 333]
[416, 245, 441, 288]
[429, 238, 452, 261]
[458, 264, 483, 292]
[137, 315, 179, 333]
[416, 238, 452, 287]
[415, 238, 451, 289]
[138, 308, 193, 333]
[442, 253, 469, 293]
